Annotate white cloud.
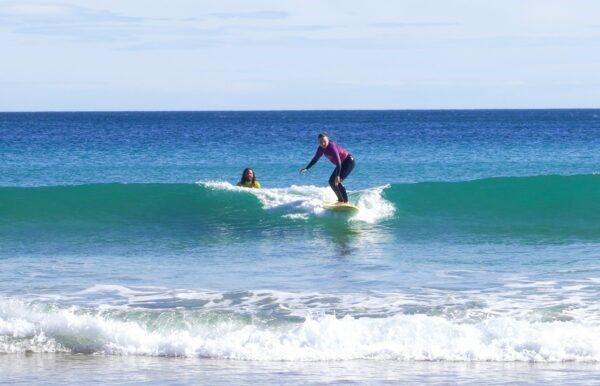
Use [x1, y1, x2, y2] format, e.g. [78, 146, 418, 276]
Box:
[369, 22, 459, 29]
[0, 2, 299, 44]
[0, 2, 145, 24]
[207, 11, 289, 20]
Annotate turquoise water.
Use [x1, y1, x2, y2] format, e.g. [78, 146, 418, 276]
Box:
[1, 110, 600, 383]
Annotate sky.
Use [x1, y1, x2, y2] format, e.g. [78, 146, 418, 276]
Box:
[0, 0, 599, 111]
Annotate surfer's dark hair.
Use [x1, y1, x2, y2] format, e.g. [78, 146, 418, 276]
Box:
[240, 168, 256, 184]
[318, 132, 329, 139]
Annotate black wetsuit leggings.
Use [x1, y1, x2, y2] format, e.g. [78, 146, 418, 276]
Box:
[329, 155, 355, 203]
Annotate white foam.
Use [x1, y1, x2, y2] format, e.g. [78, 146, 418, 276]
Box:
[197, 181, 395, 223]
[78, 284, 150, 297]
[198, 180, 243, 192]
[505, 281, 557, 289]
[28, 279, 600, 328]
[1, 298, 599, 361]
[283, 213, 310, 221]
[352, 184, 395, 223]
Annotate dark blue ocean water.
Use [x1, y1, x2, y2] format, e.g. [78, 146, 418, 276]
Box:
[2, 110, 599, 187]
[1, 110, 600, 378]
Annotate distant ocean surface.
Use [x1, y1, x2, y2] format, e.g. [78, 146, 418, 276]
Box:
[1, 110, 600, 385]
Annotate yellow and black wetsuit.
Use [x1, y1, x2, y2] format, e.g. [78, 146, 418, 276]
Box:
[237, 180, 261, 189]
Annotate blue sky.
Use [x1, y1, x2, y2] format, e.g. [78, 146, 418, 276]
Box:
[1, 0, 599, 111]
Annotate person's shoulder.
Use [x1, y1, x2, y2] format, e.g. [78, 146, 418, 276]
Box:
[253, 181, 261, 189]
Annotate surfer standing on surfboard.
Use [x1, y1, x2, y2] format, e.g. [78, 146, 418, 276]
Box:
[300, 133, 355, 203]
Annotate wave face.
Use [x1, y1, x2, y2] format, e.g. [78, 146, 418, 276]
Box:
[0, 183, 260, 224]
[386, 174, 600, 241]
[0, 182, 394, 240]
[1, 174, 599, 243]
[1, 296, 598, 362]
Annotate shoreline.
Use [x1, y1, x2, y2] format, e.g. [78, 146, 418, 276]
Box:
[2, 354, 600, 385]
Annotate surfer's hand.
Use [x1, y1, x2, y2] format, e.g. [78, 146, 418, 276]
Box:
[299, 168, 308, 174]
[335, 176, 341, 186]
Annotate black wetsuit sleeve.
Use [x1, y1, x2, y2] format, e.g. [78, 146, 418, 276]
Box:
[305, 147, 323, 170]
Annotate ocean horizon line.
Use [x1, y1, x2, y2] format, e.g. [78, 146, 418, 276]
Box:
[1, 107, 600, 114]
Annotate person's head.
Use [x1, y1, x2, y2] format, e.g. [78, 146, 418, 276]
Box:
[318, 132, 330, 148]
[241, 168, 256, 183]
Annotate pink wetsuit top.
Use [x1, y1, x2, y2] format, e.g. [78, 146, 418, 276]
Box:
[305, 141, 349, 176]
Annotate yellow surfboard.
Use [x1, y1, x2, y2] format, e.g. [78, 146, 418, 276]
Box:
[322, 202, 360, 213]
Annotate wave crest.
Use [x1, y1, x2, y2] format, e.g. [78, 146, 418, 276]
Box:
[1, 299, 598, 361]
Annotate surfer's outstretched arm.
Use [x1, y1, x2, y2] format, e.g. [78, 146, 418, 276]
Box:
[300, 147, 323, 173]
